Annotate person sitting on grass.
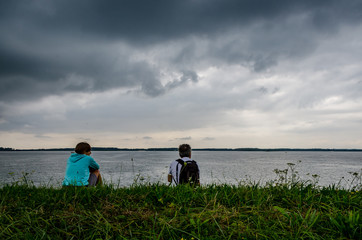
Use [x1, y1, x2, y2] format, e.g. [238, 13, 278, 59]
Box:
[63, 142, 102, 187]
[168, 143, 200, 186]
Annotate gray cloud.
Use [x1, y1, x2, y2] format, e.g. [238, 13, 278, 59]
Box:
[35, 134, 52, 139]
[173, 137, 192, 141]
[3, 1, 361, 41]
[1, 0, 362, 103]
[1, 1, 362, 148]
[202, 137, 215, 141]
[165, 70, 199, 90]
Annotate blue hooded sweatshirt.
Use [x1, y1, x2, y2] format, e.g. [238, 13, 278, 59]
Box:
[63, 153, 100, 186]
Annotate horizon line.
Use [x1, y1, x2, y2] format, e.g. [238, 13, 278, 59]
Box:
[1, 147, 362, 152]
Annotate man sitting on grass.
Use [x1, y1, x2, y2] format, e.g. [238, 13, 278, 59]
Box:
[168, 144, 200, 186]
[63, 142, 102, 187]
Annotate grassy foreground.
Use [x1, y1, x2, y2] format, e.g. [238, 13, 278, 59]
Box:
[0, 181, 361, 240]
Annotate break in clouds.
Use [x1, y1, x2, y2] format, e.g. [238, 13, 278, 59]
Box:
[1, 0, 362, 148]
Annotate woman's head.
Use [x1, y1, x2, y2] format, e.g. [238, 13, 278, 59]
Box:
[75, 142, 91, 155]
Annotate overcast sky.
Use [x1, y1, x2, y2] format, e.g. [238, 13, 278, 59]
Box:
[1, 0, 362, 149]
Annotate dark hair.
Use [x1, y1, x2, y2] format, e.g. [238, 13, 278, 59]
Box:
[75, 142, 91, 154]
[179, 144, 191, 158]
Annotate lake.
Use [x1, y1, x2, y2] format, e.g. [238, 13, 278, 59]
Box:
[0, 151, 361, 188]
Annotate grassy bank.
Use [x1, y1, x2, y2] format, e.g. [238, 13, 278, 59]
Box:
[0, 180, 361, 240]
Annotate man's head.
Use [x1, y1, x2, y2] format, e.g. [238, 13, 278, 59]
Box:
[179, 144, 191, 158]
[75, 142, 91, 155]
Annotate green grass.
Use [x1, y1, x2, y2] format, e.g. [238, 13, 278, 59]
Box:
[0, 180, 361, 240]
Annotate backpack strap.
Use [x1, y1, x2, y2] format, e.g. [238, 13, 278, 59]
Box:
[175, 159, 184, 184]
[176, 159, 184, 165]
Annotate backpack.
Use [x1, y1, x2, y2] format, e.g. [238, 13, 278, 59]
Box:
[176, 159, 199, 185]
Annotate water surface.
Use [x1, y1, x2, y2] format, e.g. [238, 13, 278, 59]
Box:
[0, 151, 361, 188]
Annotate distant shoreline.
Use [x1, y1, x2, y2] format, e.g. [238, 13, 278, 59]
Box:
[1, 147, 362, 152]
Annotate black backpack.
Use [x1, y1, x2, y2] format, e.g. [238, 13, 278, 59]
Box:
[176, 159, 199, 185]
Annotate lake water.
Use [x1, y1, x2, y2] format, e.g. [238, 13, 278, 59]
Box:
[0, 151, 361, 188]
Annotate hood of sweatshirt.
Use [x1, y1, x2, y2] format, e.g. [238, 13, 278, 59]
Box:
[69, 153, 87, 163]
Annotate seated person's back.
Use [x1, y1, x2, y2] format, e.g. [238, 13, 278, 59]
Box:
[63, 142, 102, 186]
[168, 143, 200, 185]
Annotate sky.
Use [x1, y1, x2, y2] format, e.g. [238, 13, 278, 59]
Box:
[1, 0, 362, 149]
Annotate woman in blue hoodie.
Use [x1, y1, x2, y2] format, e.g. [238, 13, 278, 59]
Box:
[63, 142, 102, 186]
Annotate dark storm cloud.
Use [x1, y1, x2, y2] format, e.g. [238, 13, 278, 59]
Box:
[1, 0, 362, 102]
[2, 0, 360, 41]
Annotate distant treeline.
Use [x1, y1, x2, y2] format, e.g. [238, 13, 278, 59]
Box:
[1, 147, 362, 152]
